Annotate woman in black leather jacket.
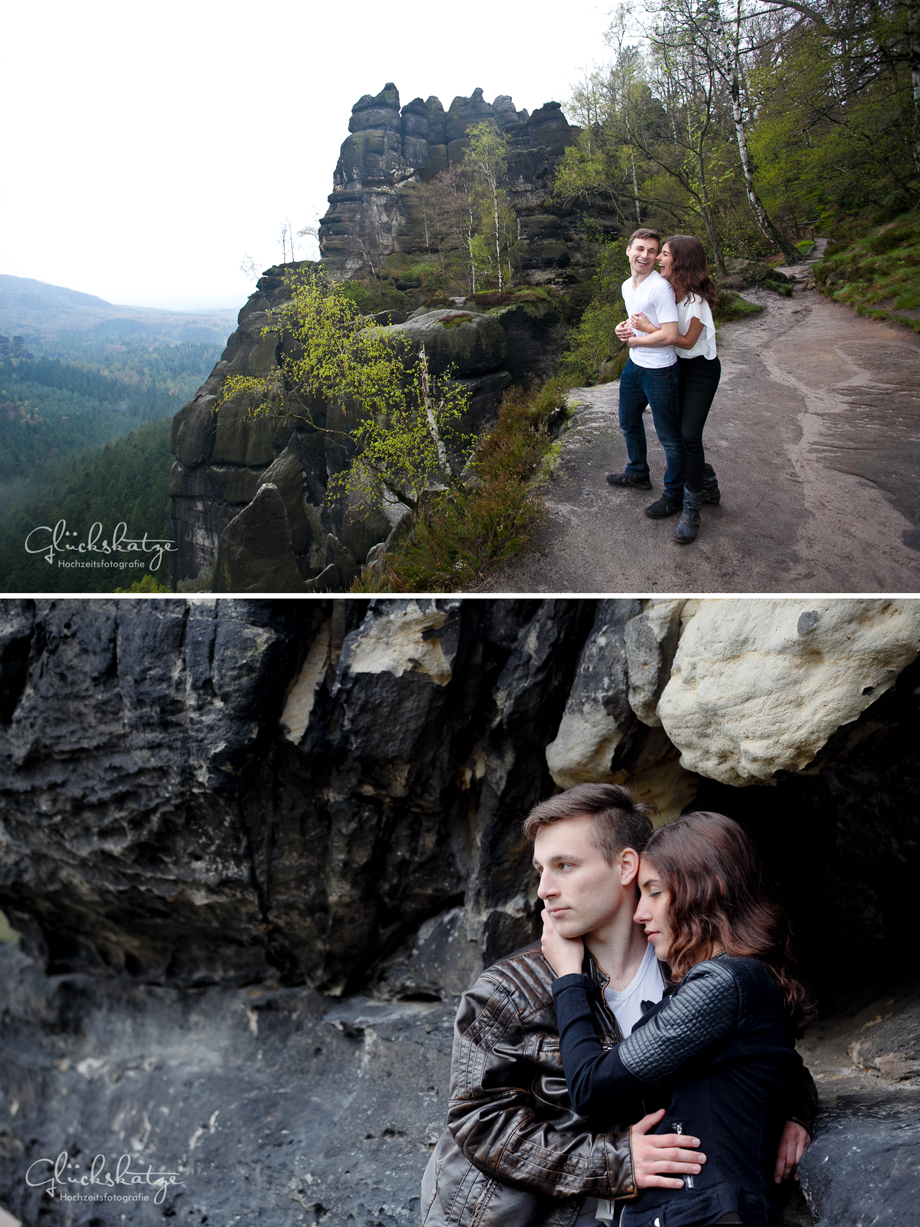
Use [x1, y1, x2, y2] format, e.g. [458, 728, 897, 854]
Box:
[543, 812, 814, 1227]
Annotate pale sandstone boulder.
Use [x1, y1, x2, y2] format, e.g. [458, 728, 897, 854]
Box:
[657, 598, 920, 786]
[545, 601, 699, 819]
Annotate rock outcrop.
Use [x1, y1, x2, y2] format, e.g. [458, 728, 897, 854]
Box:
[0, 597, 917, 1226]
[168, 270, 517, 591]
[167, 83, 617, 592]
[319, 84, 601, 285]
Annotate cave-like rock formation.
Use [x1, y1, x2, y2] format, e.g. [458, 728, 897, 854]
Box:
[0, 598, 917, 1227]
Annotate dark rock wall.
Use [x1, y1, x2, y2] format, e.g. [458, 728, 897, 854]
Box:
[319, 84, 606, 285]
[0, 599, 596, 993]
[0, 599, 917, 1227]
[0, 941, 456, 1227]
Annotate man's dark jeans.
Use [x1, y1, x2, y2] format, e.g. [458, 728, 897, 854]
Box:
[618, 357, 684, 499]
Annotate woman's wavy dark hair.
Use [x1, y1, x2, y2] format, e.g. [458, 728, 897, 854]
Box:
[663, 235, 718, 309]
[643, 812, 815, 1031]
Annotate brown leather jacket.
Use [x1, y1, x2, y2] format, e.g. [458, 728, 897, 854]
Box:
[421, 943, 817, 1227]
[421, 943, 636, 1227]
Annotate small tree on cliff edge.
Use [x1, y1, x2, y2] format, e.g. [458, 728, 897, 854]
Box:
[216, 268, 474, 514]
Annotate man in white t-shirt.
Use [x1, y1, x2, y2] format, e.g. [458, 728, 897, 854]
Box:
[607, 229, 685, 518]
[422, 785, 814, 1227]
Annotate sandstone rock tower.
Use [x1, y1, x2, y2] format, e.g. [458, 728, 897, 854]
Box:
[319, 83, 585, 283]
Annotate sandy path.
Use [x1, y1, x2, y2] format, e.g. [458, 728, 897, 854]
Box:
[482, 263, 920, 594]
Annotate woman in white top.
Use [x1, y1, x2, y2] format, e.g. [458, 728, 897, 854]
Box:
[628, 235, 721, 544]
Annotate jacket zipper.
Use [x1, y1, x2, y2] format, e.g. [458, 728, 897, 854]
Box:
[587, 954, 623, 1046]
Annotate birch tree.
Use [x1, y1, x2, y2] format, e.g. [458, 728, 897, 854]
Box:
[465, 122, 515, 290]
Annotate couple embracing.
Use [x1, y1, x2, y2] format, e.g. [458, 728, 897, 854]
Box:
[422, 785, 816, 1227]
[607, 229, 722, 546]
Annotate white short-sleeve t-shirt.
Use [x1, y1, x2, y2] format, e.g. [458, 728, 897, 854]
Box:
[677, 294, 718, 360]
[622, 270, 678, 368]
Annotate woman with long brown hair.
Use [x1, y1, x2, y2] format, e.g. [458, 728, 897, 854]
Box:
[628, 235, 721, 544]
[542, 812, 815, 1227]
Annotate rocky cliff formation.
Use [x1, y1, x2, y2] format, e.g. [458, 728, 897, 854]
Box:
[319, 84, 605, 285]
[1, 598, 917, 1226]
[167, 267, 552, 590]
[167, 84, 613, 592]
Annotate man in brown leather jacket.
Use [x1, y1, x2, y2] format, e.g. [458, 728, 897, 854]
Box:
[421, 785, 814, 1227]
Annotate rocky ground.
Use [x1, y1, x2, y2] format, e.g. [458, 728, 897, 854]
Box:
[1, 940, 915, 1227]
[483, 262, 920, 593]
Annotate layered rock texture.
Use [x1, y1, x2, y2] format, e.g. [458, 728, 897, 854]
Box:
[0, 598, 917, 1226]
[319, 84, 599, 284]
[167, 268, 518, 591]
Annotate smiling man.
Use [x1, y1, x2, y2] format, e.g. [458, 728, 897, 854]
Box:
[421, 784, 814, 1227]
[607, 228, 684, 518]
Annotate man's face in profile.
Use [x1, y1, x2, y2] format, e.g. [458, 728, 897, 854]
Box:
[533, 815, 627, 942]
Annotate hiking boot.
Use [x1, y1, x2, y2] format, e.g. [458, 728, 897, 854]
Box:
[606, 471, 652, 490]
[644, 493, 684, 518]
[674, 487, 703, 543]
[701, 463, 721, 505]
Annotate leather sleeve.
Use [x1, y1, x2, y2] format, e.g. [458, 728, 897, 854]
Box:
[617, 961, 740, 1082]
[786, 1055, 819, 1136]
[553, 962, 740, 1116]
[446, 973, 638, 1200]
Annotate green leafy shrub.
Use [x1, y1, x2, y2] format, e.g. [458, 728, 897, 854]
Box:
[362, 376, 570, 591]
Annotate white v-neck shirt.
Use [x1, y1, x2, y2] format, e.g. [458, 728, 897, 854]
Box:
[603, 941, 667, 1038]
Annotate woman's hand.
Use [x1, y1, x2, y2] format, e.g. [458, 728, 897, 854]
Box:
[630, 311, 655, 335]
[540, 909, 585, 977]
[774, 1120, 810, 1183]
[630, 1109, 706, 1190]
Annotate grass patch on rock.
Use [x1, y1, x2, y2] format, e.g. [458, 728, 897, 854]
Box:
[714, 289, 765, 323]
[354, 377, 570, 592]
[813, 207, 920, 332]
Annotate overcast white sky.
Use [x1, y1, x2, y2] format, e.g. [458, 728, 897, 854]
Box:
[2, 0, 615, 310]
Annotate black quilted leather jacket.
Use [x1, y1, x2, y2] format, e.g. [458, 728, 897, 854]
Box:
[421, 943, 637, 1227]
[553, 954, 818, 1227]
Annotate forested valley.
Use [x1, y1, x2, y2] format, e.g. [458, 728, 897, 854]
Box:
[0, 340, 222, 592]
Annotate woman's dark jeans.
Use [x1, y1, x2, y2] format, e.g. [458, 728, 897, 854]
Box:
[679, 354, 721, 491]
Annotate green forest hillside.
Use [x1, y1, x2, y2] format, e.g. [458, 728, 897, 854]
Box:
[0, 419, 174, 592]
[0, 345, 217, 493]
[0, 328, 225, 591]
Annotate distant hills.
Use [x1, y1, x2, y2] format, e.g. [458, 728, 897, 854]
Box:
[0, 274, 239, 345]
